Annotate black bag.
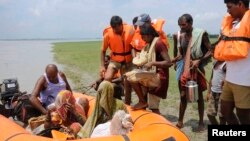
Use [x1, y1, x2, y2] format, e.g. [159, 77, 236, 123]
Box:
[12, 93, 41, 124]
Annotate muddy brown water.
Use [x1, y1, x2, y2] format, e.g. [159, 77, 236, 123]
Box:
[0, 40, 72, 94]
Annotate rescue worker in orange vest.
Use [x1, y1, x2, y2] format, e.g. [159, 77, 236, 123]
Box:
[217, 0, 250, 125]
[131, 13, 170, 57]
[100, 15, 135, 101]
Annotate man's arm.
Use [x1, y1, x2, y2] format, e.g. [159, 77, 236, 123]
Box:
[192, 32, 212, 68]
[100, 51, 106, 76]
[171, 33, 183, 63]
[173, 33, 178, 57]
[206, 71, 213, 101]
[144, 41, 172, 69]
[29, 76, 48, 114]
[59, 71, 72, 92]
[201, 32, 212, 61]
[100, 34, 108, 76]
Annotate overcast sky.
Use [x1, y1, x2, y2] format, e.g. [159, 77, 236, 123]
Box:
[0, 0, 227, 39]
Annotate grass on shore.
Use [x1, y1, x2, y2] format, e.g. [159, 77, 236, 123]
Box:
[52, 41, 102, 92]
[52, 38, 217, 141]
[52, 38, 215, 94]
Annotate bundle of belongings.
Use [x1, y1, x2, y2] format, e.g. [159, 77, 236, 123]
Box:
[126, 37, 160, 88]
[91, 110, 133, 137]
[125, 69, 160, 88]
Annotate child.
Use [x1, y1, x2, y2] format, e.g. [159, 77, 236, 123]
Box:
[206, 60, 226, 125]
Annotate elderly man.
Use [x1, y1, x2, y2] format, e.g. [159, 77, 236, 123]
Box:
[30, 64, 71, 114]
[176, 14, 212, 132]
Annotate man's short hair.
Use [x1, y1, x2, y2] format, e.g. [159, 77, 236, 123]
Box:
[140, 23, 159, 37]
[110, 16, 123, 28]
[224, 0, 249, 7]
[180, 14, 193, 25]
[132, 16, 138, 25]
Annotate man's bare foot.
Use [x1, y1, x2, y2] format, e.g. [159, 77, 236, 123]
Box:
[176, 122, 184, 129]
[151, 109, 161, 115]
[192, 124, 206, 132]
[131, 102, 148, 110]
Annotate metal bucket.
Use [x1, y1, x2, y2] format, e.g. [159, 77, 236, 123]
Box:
[186, 80, 198, 102]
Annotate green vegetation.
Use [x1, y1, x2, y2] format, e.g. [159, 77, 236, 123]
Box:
[52, 41, 102, 91]
[52, 38, 217, 141]
[53, 41, 101, 73]
[52, 38, 216, 92]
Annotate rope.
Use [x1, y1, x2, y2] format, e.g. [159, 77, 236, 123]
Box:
[196, 68, 209, 84]
[188, 67, 209, 84]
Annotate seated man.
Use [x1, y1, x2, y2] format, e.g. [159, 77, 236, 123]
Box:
[30, 64, 71, 115]
[91, 55, 124, 100]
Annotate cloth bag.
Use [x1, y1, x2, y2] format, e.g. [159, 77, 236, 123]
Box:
[127, 37, 160, 88]
[28, 115, 47, 130]
[126, 69, 160, 88]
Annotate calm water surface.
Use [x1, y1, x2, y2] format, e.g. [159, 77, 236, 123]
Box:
[0, 40, 70, 93]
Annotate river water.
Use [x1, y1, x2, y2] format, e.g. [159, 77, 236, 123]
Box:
[0, 40, 72, 94]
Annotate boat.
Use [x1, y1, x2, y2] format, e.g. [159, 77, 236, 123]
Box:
[0, 92, 189, 141]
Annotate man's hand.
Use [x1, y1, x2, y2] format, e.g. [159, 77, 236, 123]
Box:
[173, 63, 177, 71]
[143, 62, 153, 70]
[191, 60, 200, 68]
[99, 66, 106, 77]
[65, 103, 76, 113]
[206, 92, 211, 102]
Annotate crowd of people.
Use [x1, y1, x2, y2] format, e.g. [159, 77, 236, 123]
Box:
[12, 0, 249, 139]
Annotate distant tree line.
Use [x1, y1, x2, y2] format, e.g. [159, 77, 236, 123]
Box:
[167, 34, 219, 39]
[209, 34, 219, 38]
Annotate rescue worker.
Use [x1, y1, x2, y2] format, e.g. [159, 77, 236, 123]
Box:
[100, 16, 135, 102]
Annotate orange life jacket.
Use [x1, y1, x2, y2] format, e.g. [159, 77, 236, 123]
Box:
[214, 10, 250, 61]
[102, 24, 134, 63]
[152, 19, 170, 48]
[130, 29, 145, 52]
[130, 19, 169, 54]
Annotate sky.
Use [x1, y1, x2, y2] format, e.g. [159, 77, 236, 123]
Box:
[0, 0, 228, 39]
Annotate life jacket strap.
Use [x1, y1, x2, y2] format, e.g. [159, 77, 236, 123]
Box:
[221, 34, 250, 42]
[113, 51, 131, 56]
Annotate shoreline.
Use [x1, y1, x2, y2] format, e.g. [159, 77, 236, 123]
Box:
[0, 39, 210, 141]
[52, 40, 211, 141]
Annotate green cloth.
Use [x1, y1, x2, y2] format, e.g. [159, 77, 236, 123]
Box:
[190, 28, 206, 59]
[77, 80, 127, 138]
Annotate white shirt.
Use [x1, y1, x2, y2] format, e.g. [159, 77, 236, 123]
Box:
[225, 20, 250, 86]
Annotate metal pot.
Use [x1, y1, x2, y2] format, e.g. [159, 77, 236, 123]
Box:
[186, 80, 198, 102]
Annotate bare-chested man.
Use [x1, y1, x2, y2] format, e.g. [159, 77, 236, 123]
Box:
[175, 14, 212, 132]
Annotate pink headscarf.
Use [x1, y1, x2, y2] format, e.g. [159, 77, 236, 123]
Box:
[55, 90, 76, 121]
